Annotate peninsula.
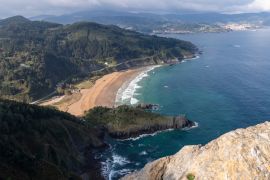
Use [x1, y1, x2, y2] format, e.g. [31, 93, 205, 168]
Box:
[0, 99, 195, 180]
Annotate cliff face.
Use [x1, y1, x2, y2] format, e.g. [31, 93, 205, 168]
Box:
[108, 116, 195, 139]
[85, 106, 195, 139]
[123, 121, 270, 180]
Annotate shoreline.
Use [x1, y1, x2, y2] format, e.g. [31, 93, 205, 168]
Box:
[41, 55, 199, 117]
[41, 66, 159, 116]
[115, 65, 161, 106]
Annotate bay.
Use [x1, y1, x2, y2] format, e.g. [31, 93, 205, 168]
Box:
[102, 29, 270, 179]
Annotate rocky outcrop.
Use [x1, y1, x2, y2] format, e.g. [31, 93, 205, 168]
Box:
[136, 103, 160, 111]
[123, 121, 270, 180]
[108, 116, 195, 139]
[85, 106, 195, 140]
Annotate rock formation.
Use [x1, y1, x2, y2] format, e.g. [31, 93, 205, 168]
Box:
[108, 116, 195, 139]
[123, 121, 270, 180]
[85, 106, 195, 140]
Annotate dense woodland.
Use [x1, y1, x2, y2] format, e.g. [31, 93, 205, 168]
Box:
[85, 105, 165, 127]
[0, 16, 197, 102]
[0, 99, 181, 179]
[0, 99, 106, 180]
[85, 105, 193, 139]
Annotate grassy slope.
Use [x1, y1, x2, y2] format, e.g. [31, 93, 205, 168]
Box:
[0, 99, 105, 180]
[0, 16, 197, 102]
[0, 101, 191, 179]
[85, 105, 171, 133]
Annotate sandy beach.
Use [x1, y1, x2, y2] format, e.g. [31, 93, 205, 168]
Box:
[41, 67, 151, 116]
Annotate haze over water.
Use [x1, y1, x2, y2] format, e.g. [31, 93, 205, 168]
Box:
[103, 29, 270, 179]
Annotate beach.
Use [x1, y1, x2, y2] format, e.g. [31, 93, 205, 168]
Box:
[41, 66, 157, 116]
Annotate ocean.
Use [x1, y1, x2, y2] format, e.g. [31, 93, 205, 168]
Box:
[101, 29, 270, 179]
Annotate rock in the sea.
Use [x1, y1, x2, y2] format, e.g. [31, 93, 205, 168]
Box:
[122, 121, 270, 180]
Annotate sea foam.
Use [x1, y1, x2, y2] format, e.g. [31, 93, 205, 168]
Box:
[182, 122, 199, 130]
[102, 153, 131, 180]
[115, 65, 161, 106]
[119, 128, 174, 141]
[120, 122, 199, 141]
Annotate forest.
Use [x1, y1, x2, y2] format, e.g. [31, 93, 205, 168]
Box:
[0, 16, 197, 102]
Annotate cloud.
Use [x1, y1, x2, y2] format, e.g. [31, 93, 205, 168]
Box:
[0, 0, 269, 18]
[219, 0, 270, 13]
[246, 0, 270, 11]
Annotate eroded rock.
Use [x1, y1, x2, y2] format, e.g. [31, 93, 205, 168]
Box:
[123, 121, 270, 180]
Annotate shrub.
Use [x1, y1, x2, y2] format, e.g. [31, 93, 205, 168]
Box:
[186, 173, 195, 180]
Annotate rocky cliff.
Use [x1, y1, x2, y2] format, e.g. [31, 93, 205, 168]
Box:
[85, 106, 195, 139]
[123, 121, 270, 180]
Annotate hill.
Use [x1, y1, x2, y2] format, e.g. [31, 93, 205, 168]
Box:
[0, 100, 195, 179]
[33, 11, 270, 33]
[35, 10, 270, 25]
[85, 106, 194, 139]
[0, 99, 106, 180]
[0, 16, 197, 102]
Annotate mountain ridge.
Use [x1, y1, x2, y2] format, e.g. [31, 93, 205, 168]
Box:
[0, 16, 197, 102]
[31, 11, 270, 33]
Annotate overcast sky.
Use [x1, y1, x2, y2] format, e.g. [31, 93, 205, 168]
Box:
[1, 0, 270, 18]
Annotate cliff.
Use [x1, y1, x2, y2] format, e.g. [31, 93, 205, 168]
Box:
[85, 106, 195, 139]
[123, 121, 270, 180]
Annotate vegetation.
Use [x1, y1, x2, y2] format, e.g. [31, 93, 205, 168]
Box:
[0, 100, 192, 178]
[0, 99, 105, 180]
[85, 105, 194, 139]
[0, 16, 197, 102]
[85, 105, 170, 132]
[187, 173, 196, 180]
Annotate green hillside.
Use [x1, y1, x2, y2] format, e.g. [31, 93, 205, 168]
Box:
[0, 99, 194, 179]
[85, 105, 194, 139]
[0, 16, 197, 102]
[0, 99, 105, 180]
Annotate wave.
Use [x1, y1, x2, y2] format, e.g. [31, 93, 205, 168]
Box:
[180, 55, 200, 64]
[120, 122, 199, 141]
[101, 153, 131, 180]
[189, 55, 200, 60]
[181, 60, 187, 63]
[182, 122, 199, 130]
[115, 65, 161, 106]
[101, 123, 199, 179]
[139, 151, 148, 156]
[119, 128, 174, 141]
[112, 153, 130, 166]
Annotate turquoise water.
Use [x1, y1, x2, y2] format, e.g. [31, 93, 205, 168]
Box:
[101, 29, 270, 179]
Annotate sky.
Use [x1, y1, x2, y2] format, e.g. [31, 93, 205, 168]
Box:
[1, 0, 270, 18]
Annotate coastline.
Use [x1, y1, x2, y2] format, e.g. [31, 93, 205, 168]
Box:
[41, 55, 199, 117]
[41, 66, 159, 116]
[115, 65, 161, 106]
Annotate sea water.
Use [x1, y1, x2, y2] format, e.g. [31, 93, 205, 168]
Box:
[101, 29, 270, 179]
[115, 65, 161, 106]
